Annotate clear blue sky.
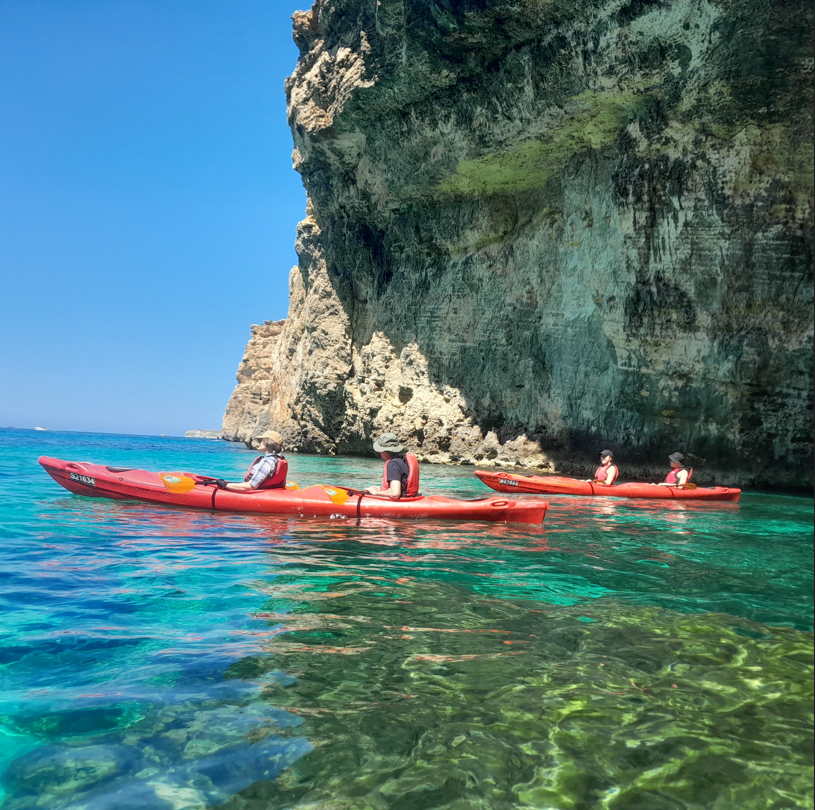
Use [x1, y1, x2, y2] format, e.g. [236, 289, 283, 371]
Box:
[0, 0, 308, 435]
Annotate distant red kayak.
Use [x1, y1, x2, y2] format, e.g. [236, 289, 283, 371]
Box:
[39, 457, 547, 524]
[474, 470, 741, 502]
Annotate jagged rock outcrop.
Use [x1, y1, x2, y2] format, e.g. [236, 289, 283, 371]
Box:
[223, 0, 813, 486]
[221, 319, 288, 441]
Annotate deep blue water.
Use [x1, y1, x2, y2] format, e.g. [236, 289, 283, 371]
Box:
[0, 429, 812, 809]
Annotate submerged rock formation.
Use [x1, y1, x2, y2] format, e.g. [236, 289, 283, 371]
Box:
[223, 0, 813, 486]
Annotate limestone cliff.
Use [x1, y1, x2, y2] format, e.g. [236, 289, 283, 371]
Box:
[223, 0, 814, 486]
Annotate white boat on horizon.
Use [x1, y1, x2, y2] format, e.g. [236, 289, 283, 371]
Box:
[34, 426, 50, 431]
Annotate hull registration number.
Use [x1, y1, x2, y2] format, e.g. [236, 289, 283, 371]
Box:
[498, 478, 518, 487]
[69, 472, 96, 487]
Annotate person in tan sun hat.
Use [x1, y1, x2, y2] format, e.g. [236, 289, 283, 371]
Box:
[219, 430, 289, 492]
[365, 433, 420, 499]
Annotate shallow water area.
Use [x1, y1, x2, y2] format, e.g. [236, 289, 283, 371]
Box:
[0, 429, 812, 809]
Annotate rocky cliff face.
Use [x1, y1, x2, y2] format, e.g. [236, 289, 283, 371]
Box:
[223, 0, 813, 486]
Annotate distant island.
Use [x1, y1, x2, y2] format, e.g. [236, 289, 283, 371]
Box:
[185, 430, 222, 439]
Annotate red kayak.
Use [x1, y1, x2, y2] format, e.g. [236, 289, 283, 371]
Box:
[474, 470, 741, 502]
[39, 457, 547, 524]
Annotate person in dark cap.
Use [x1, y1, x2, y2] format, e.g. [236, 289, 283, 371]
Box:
[659, 452, 691, 486]
[588, 449, 619, 486]
[366, 433, 418, 499]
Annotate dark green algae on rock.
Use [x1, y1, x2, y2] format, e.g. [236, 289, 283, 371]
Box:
[224, 0, 813, 488]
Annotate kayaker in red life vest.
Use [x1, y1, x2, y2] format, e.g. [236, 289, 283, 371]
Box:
[587, 449, 619, 486]
[220, 430, 288, 492]
[659, 452, 691, 486]
[365, 433, 419, 499]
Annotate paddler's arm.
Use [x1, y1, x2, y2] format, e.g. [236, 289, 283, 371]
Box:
[364, 479, 402, 499]
[224, 481, 253, 492]
[223, 467, 270, 491]
[658, 470, 688, 486]
[224, 456, 278, 491]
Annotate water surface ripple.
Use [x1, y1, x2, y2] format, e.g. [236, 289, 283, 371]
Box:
[0, 429, 812, 809]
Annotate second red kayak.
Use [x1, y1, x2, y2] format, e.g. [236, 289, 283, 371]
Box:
[40, 457, 548, 524]
[474, 470, 741, 502]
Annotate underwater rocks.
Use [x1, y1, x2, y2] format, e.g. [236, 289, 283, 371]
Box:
[0, 686, 311, 810]
[223, 0, 814, 486]
[218, 578, 815, 810]
[4, 745, 128, 796]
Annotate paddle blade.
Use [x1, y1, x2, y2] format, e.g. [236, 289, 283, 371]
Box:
[321, 486, 350, 505]
[160, 473, 197, 494]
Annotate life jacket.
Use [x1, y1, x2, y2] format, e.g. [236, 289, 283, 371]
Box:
[665, 466, 693, 485]
[594, 463, 618, 485]
[381, 453, 420, 497]
[244, 453, 288, 490]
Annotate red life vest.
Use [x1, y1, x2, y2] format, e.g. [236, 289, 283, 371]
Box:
[665, 467, 693, 485]
[594, 463, 618, 485]
[244, 454, 288, 490]
[380, 453, 420, 497]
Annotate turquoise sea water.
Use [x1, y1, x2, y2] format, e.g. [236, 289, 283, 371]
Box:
[0, 428, 812, 809]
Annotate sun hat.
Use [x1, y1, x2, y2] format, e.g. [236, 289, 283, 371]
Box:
[373, 433, 405, 453]
[600, 449, 613, 458]
[257, 430, 284, 445]
[668, 452, 685, 464]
